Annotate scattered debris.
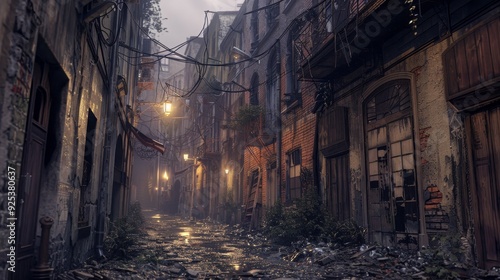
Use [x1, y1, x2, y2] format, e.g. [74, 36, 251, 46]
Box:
[56, 213, 500, 280]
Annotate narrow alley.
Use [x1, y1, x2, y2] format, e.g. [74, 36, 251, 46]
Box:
[2, 0, 500, 279]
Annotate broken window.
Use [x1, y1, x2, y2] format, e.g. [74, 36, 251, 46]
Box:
[365, 78, 418, 246]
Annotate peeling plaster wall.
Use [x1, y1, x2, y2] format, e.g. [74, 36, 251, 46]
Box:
[385, 39, 459, 233]
[0, 0, 115, 275]
[0, 0, 25, 276]
[322, 30, 468, 240]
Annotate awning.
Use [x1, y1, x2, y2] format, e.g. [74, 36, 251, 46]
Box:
[127, 122, 165, 154]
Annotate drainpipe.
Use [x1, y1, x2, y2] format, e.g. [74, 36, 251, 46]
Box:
[96, 3, 121, 258]
[275, 41, 282, 203]
[312, 111, 320, 196]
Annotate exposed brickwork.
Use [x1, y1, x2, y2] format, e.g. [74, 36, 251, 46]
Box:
[238, 0, 315, 224]
[424, 185, 450, 231]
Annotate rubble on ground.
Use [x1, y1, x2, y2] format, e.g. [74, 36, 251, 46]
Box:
[57, 215, 500, 280]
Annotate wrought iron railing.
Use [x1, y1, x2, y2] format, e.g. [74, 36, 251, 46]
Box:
[295, 0, 378, 63]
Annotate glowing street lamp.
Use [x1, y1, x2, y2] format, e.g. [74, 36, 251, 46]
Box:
[163, 100, 172, 116]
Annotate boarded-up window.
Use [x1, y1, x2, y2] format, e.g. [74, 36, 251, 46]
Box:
[319, 107, 349, 156]
[443, 17, 500, 108]
[288, 149, 302, 201]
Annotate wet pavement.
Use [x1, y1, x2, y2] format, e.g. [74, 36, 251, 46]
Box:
[58, 210, 500, 279]
[137, 209, 324, 279]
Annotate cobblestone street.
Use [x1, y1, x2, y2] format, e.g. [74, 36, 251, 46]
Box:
[57, 209, 500, 279]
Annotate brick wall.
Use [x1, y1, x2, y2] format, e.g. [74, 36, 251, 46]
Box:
[424, 185, 450, 231]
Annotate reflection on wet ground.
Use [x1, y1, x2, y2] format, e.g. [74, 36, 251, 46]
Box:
[57, 209, 500, 279]
[143, 210, 317, 279]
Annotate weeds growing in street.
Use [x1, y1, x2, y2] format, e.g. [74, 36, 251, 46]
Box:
[263, 184, 365, 246]
[104, 202, 145, 259]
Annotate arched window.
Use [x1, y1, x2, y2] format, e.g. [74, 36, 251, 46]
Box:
[363, 77, 419, 246]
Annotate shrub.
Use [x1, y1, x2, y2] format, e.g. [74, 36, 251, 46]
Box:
[263, 183, 365, 246]
[323, 217, 366, 245]
[104, 201, 146, 259]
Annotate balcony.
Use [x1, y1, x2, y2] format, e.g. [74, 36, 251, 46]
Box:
[198, 138, 222, 159]
[297, 0, 407, 80]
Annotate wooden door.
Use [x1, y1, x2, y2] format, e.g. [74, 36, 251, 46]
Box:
[326, 154, 350, 220]
[469, 105, 500, 269]
[15, 61, 51, 280]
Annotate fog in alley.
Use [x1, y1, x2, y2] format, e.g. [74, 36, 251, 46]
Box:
[1, 0, 500, 279]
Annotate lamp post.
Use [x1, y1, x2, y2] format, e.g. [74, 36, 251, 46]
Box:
[163, 171, 168, 212]
[184, 153, 197, 219]
[157, 100, 171, 212]
[224, 168, 229, 222]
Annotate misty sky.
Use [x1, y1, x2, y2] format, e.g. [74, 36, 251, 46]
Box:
[157, 0, 242, 52]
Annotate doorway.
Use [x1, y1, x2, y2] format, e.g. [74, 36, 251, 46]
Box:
[15, 60, 52, 280]
[468, 104, 500, 269]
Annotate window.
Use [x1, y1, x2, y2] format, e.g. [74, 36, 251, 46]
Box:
[366, 79, 411, 124]
[266, 49, 280, 131]
[160, 57, 169, 72]
[33, 88, 48, 125]
[79, 110, 97, 228]
[288, 149, 302, 201]
[285, 24, 302, 108]
[364, 77, 418, 246]
[250, 73, 259, 105]
[266, 0, 280, 29]
[251, 0, 259, 51]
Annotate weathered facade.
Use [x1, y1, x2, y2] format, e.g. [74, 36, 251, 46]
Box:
[179, 12, 238, 221]
[297, 0, 500, 268]
[180, 0, 500, 269]
[0, 0, 149, 278]
[232, 0, 319, 229]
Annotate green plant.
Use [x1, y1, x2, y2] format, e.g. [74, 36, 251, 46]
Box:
[142, 0, 166, 35]
[225, 105, 264, 130]
[423, 233, 464, 279]
[263, 174, 365, 246]
[104, 202, 146, 259]
[322, 217, 366, 245]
